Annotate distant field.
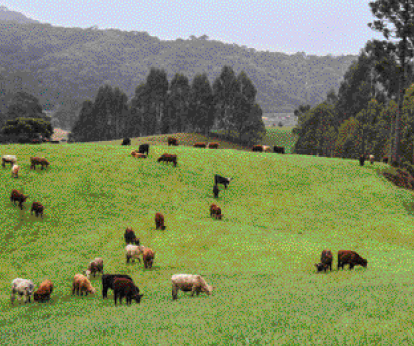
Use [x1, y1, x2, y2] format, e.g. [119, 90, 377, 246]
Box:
[2, 136, 414, 345]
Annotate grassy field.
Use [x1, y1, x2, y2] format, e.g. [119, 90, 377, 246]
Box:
[1, 135, 414, 345]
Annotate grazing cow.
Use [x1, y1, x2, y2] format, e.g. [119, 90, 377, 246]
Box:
[213, 185, 220, 198]
[171, 274, 215, 300]
[383, 156, 389, 164]
[315, 263, 329, 273]
[252, 145, 263, 152]
[11, 164, 20, 178]
[84, 257, 104, 280]
[143, 247, 155, 269]
[138, 143, 150, 156]
[274, 146, 285, 154]
[320, 250, 333, 271]
[194, 142, 207, 148]
[262, 145, 271, 153]
[214, 174, 232, 189]
[369, 154, 375, 164]
[210, 203, 223, 220]
[11, 278, 35, 304]
[359, 155, 366, 166]
[30, 201, 44, 218]
[34, 279, 54, 302]
[121, 138, 131, 145]
[2, 155, 17, 168]
[158, 153, 177, 167]
[30, 157, 50, 170]
[113, 278, 143, 306]
[168, 137, 178, 146]
[72, 274, 96, 296]
[125, 244, 145, 263]
[10, 189, 29, 210]
[132, 152, 147, 159]
[102, 274, 134, 299]
[155, 212, 166, 230]
[337, 250, 367, 270]
[124, 227, 140, 245]
[208, 142, 219, 149]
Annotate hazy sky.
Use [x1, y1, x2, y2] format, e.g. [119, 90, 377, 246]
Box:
[2, 0, 387, 56]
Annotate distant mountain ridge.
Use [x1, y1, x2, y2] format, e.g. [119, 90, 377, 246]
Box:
[0, 6, 41, 24]
[0, 7, 358, 130]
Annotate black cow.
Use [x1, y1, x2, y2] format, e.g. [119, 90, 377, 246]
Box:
[213, 185, 220, 198]
[359, 155, 366, 166]
[102, 274, 134, 299]
[113, 278, 143, 306]
[121, 138, 131, 146]
[138, 144, 150, 156]
[274, 146, 285, 154]
[214, 174, 232, 189]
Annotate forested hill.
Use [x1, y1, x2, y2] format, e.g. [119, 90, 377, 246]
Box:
[0, 8, 357, 129]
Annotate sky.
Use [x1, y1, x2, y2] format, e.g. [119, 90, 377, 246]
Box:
[1, 0, 388, 56]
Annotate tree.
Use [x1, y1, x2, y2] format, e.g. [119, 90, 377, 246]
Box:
[334, 117, 361, 158]
[146, 67, 169, 134]
[167, 73, 190, 133]
[129, 83, 150, 136]
[6, 91, 47, 121]
[70, 100, 95, 142]
[368, 0, 414, 164]
[2, 117, 52, 141]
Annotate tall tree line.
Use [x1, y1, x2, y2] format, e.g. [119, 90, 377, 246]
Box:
[70, 66, 265, 145]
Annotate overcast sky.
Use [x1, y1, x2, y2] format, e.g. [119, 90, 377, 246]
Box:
[2, 0, 387, 56]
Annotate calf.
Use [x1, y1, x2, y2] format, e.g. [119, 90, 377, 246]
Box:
[274, 146, 285, 154]
[252, 145, 263, 152]
[168, 137, 178, 146]
[208, 142, 219, 149]
[214, 174, 232, 189]
[11, 278, 35, 304]
[337, 250, 367, 270]
[320, 249, 333, 271]
[143, 247, 155, 269]
[155, 212, 166, 230]
[213, 185, 220, 198]
[194, 142, 207, 148]
[102, 274, 134, 299]
[10, 189, 29, 210]
[34, 279, 54, 302]
[210, 203, 223, 220]
[11, 164, 20, 178]
[30, 157, 50, 170]
[172, 274, 215, 300]
[138, 143, 150, 156]
[72, 274, 96, 296]
[84, 257, 104, 279]
[158, 153, 177, 167]
[2, 155, 17, 168]
[124, 227, 140, 245]
[113, 278, 143, 306]
[31, 201, 44, 218]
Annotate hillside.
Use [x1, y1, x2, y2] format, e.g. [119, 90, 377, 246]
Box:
[1, 141, 414, 345]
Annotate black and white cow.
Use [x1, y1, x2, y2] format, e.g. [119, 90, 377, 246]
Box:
[214, 174, 232, 189]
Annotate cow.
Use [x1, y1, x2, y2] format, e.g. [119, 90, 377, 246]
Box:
[158, 153, 177, 167]
[11, 164, 20, 178]
[143, 247, 155, 269]
[11, 278, 35, 304]
[359, 155, 366, 166]
[34, 279, 54, 302]
[138, 143, 150, 156]
[320, 250, 333, 271]
[262, 145, 271, 153]
[124, 227, 140, 245]
[210, 203, 223, 220]
[208, 142, 219, 149]
[383, 156, 389, 164]
[214, 174, 232, 189]
[121, 138, 131, 145]
[132, 152, 147, 159]
[30, 201, 44, 218]
[315, 263, 329, 273]
[10, 189, 29, 210]
[2, 155, 17, 168]
[194, 142, 207, 148]
[102, 274, 134, 299]
[84, 258, 104, 280]
[125, 244, 145, 263]
[113, 278, 143, 306]
[274, 146, 285, 154]
[155, 212, 166, 230]
[168, 137, 178, 146]
[213, 185, 220, 198]
[171, 274, 215, 300]
[30, 157, 50, 170]
[337, 250, 367, 270]
[72, 274, 96, 296]
[369, 154, 375, 165]
[252, 145, 263, 152]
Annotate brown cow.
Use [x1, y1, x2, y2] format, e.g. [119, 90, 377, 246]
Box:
[143, 247, 155, 269]
[34, 279, 54, 302]
[252, 145, 263, 152]
[194, 142, 207, 148]
[132, 152, 147, 159]
[168, 137, 178, 146]
[113, 278, 143, 306]
[208, 142, 219, 149]
[337, 250, 367, 270]
[72, 274, 96, 296]
[210, 204, 223, 220]
[124, 227, 140, 245]
[10, 189, 29, 210]
[155, 212, 166, 230]
[321, 250, 333, 271]
[158, 153, 177, 167]
[30, 157, 50, 170]
[30, 201, 44, 218]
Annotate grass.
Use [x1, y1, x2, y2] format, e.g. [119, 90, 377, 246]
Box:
[1, 136, 414, 345]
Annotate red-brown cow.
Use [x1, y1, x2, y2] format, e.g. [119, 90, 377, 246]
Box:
[155, 212, 166, 230]
[143, 248, 155, 269]
[321, 249, 333, 271]
[194, 142, 207, 148]
[10, 189, 29, 210]
[34, 279, 54, 302]
[158, 153, 177, 167]
[30, 201, 44, 218]
[168, 137, 178, 146]
[337, 250, 367, 270]
[124, 227, 140, 245]
[208, 142, 219, 149]
[30, 157, 50, 170]
[210, 204, 223, 220]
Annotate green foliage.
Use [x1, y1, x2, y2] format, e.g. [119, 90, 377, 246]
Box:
[2, 117, 52, 139]
[334, 117, 360, 158]
[6, 91, 46, 121]
[167, 73, 190, 133]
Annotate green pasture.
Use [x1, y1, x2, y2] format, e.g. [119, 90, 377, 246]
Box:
[1, 137, 414, 345]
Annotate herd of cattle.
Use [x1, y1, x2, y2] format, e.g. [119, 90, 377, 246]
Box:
[5, 137, 372, 308]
